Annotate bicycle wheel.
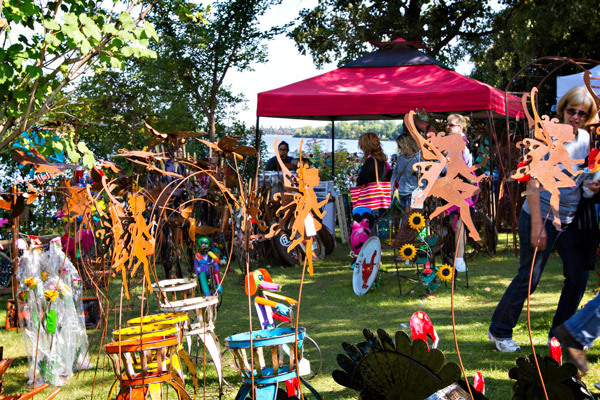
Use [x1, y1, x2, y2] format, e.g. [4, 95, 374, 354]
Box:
[273, 231, 302, 266]
[298, 235, 326, 261]
[317, 228, 335, 255]
[300, 335, 322, 380]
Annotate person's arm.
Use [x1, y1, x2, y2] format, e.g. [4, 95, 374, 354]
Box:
[390, 159, 400, 192]
[356, 158, 375, 186]
[527, 179, 546, 249]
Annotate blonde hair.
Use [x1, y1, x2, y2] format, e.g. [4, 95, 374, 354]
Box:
[557, 85, 599, 126]
[447, 114, 470, 133]
[395, 134, 419, 157]
[359, 132, 387, 162]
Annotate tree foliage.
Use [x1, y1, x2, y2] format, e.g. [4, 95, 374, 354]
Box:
[138, 0, 285, 141]
[0, 0, 159, 151]
[70, 0, 285, 148]
[289, 0, 504, 68]
[293, 120, 403, 140]
[469, 0, 600, 90]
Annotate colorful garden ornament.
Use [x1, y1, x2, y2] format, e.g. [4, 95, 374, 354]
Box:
[245, 268, 297, 330]
[405, 111, 483, 241]
[266, 139, 329, 276]
[16, 240, 89, 387]
[225, 327, 321, 400]
[512, 87, 583, 231]
[349, 218, 372, 257]
[333, 328, 461, 400]
[193, 237, 222, 296]
[352, 236, 382, 296]
[410, 311, 439, 350]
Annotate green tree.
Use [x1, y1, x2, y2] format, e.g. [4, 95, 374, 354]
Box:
[469, 0, 600, 90]
[0, 0, 159, 150]
[289, 0, 506, 68]
[143, 0, 285, 141]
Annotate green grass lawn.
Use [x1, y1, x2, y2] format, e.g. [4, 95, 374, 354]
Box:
[2, 233, 600, 399]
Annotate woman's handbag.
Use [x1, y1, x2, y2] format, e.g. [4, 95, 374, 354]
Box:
[350, 159, 391, 211]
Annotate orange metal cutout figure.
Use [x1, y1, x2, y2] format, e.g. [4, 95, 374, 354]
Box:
[404, 111, 482, 241]
[512, 87, 583, 230]
[266, 139, 328, 275]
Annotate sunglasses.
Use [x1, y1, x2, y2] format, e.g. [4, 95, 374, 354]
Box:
[446, 124, 460, 128]
[565, 108, 590, 118]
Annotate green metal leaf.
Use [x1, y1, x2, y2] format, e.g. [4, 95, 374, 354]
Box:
[46, 309, 57, 334]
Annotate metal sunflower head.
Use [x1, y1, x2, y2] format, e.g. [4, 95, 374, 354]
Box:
[408, 212, 426, 231]
[399, 243, 417, 261]
[436, 264, 453, 282]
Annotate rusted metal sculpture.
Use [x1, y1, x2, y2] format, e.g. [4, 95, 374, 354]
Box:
[404, 111, 482, 241]
[511, 87, 583, 231]
[266, 139, 328, 275]
[333, 328, 461, 400]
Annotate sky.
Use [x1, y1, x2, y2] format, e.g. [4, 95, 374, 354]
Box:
[223, 0, 330, 129]
[224, 0, 474, 129]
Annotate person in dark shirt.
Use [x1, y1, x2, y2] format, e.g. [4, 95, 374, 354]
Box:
[265, 141, 293, 171]
[353, 132, 389, 185]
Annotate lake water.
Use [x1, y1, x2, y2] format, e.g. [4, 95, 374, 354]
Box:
[262, 135, 398, 158]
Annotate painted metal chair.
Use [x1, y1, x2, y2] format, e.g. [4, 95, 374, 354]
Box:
[126, 312, 198, 397]
[158, 296, 222, 387]
[225, 327, 321, 400]
[105, 334, 189, 400]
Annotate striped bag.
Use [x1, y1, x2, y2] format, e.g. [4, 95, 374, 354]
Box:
[350, 159, 391, 211]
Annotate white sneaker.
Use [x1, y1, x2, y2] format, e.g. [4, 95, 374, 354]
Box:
[455, 258, 467, 272]
[488, 330, 521, 352]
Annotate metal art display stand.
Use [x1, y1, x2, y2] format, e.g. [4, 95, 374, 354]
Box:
[153, 278, 223, 388]
[225, 327, 321, 400]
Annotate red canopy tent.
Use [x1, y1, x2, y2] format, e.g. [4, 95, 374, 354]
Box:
[257, 41, 524, 121]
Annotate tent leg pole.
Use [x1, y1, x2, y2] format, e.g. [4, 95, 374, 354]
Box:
[486, 111, 497, 229]
[255, 116, 261, 151]
[331, 119, 335, 179]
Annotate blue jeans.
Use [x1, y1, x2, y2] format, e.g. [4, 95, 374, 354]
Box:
[565, 294, 600, 348]
[489, 211, 589, 338]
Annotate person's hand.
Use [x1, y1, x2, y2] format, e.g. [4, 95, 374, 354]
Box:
[585, 180, 600, 194]
[530, 221, 546, 250]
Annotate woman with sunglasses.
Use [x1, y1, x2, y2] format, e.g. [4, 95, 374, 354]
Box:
[488, 86, 599, 354]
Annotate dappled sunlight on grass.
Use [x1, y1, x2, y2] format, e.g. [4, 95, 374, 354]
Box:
[1, 234, 600, 399]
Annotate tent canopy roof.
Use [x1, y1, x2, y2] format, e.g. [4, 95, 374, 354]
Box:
[257, 43, 524, 120]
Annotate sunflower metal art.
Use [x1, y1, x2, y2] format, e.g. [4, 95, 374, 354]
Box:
[399, 243, 417, 261]
[436, 264, 453, 282]
[408, 212, 426, 231]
